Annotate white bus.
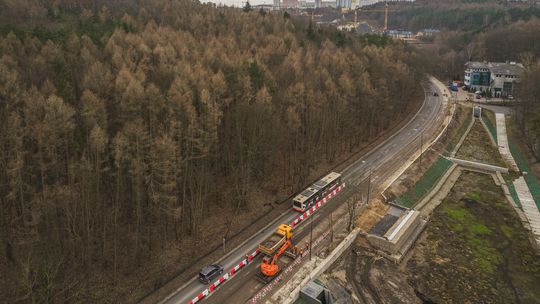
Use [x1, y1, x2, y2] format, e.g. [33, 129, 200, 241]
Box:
[292, 172, 342, 212]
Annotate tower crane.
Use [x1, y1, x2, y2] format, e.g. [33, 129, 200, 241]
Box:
[356, 1, 392, 31]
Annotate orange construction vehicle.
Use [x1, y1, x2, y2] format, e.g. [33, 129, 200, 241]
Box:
[257, 224, 299, 283]
[261, 239, 292, 276]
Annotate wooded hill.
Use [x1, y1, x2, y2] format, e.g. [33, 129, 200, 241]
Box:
[0, 0, 423, 302]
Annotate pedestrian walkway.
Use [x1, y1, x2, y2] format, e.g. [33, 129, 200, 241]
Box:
[513, 177, 540, 245]
[496, 113, 519, 171]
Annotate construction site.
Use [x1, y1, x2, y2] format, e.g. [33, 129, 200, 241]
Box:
[301, 103, 540, 304]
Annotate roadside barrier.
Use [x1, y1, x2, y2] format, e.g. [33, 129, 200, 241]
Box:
[186, 183, 346, 303]
[188, 248, 259, 304]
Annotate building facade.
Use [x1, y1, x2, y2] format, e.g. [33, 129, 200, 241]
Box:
[336, 0, 352, 9]
[464, 61, 524, 97]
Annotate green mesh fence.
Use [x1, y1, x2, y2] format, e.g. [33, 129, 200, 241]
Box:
[481, 113, 497, 142]
[508, 141, 540, 210]
[502, 174, 522, 208]
[396, 156, 453, 208]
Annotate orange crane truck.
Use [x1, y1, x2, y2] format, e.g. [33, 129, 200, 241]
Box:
[257, 224, 299, 283]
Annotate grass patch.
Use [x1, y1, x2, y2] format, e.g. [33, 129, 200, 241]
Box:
[443, 205, 468, 220]
[502, 174, 522, 208]
[408, 172, 540, 303]
[481, 109, 497, 142]
[471, 223, 491, 235]
[466, 192, 481, 201]
[444, 106, 472, 156]
[509, 140, 540, 210]
[455, 120, 505, 166]
[500, 225, 514, 238]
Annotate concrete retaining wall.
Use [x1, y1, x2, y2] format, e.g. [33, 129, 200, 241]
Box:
[448, 157, 508, 173]
[272, 228, 361, 304]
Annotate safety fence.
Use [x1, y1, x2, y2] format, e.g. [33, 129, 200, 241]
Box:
[503, 174, 522, 208]
[509, 141, 540, 210]
[481, 111, 498, 142]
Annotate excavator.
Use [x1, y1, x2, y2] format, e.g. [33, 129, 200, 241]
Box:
[257, 224, 300, 283]
[261, 239, 292, 277]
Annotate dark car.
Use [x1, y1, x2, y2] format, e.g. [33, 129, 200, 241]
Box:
[199, 264, 224, 284]
[433, 92, 439, 97]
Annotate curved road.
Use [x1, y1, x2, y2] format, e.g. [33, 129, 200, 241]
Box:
[160, 78, 447, 304]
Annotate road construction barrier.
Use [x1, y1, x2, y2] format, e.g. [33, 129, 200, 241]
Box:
[188, 249, 259, 304]
[187, 182, 345, 304]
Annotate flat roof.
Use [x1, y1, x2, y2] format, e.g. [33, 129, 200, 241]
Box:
[369, 214, 399, 236]
[465, 61, 525, 76]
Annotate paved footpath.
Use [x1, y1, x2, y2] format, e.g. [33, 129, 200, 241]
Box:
[494, 112, 540, 245]
[514, 177, 540, 245]
[495, 113, 519, 171]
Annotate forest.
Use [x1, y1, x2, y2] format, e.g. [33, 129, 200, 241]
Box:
[364, 0, 540, 79]
[0, 0, 424, 302]
[382, 1, 540, 156]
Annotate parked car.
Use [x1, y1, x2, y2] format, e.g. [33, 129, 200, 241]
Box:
[199, 264, 224, 284]
[507, 95, 514, 100]
[476, 95, 481, 99]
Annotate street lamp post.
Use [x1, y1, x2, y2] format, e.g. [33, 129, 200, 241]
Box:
[420, 132, 423, 166]
[367, 169, 372, 205]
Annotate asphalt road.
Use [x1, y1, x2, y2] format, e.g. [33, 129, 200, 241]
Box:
[160, 79, 446, 304]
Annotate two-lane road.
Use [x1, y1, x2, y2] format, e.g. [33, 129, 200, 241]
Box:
[160, 78, 447, 304]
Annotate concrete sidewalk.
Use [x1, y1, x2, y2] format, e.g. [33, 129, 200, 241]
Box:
[513, 177, 540, 245]
[496, 113, 519, 171]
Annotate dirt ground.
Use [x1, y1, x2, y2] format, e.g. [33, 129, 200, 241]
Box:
[324, 172, 540, 304]
[407, 172, 540, 303]
[355, 198, 389, 233]
[456, 120, 506, 166]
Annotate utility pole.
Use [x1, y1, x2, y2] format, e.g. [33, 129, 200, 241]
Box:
[384, 1, 388, 31]
[309, 218, 313, 261]
[330, 211, 334, 243]
[223, 237, 226, 253]
[367, 168, 372, 206]
[420, 132, 424, 167]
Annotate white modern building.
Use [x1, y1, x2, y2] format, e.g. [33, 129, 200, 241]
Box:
[464, 61, 525, 97]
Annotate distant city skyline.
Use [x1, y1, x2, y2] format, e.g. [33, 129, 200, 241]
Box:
[202, 0, 399, 8]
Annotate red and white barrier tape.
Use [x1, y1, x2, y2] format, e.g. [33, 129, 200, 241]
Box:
[186, 182, 345, 304]
[291, 183, 345, 228]
[187, 249, 260, 304]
